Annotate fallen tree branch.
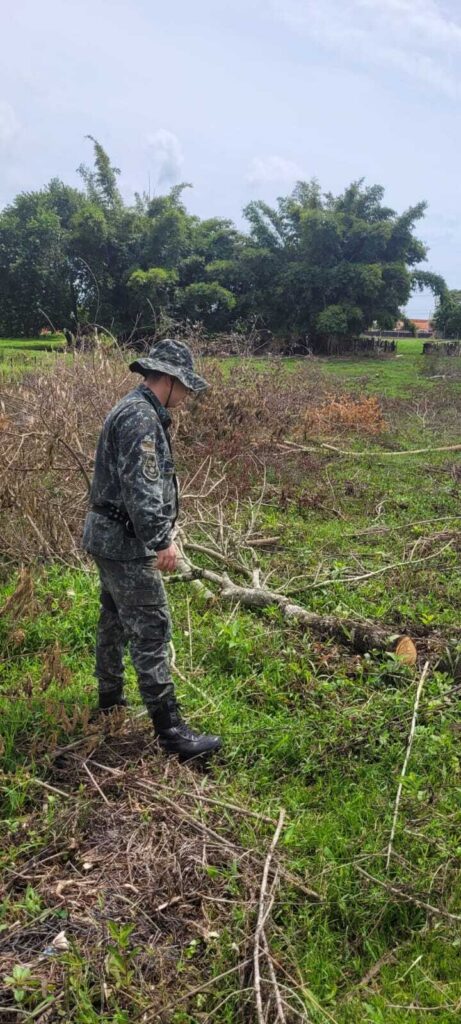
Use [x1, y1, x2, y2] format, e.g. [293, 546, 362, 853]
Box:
[386, 661, 430, 871]
[173, 534, 457, 654]
[174, 551, 412, 653]
[274, 439, 461, 459]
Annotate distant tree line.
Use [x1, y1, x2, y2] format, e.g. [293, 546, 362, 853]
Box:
[0, 137, 448, 352]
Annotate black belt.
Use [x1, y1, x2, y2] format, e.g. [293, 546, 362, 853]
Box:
[92, 503, 136, 537]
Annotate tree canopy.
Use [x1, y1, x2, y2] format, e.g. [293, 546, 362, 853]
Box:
[432, 289, 461, 339]
[0, 139, 445, 351]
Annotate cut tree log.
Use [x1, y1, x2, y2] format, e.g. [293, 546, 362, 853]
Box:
[174, 547, 418, 656]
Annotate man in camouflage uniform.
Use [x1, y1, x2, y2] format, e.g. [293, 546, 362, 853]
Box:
[82, 339, 221, 759]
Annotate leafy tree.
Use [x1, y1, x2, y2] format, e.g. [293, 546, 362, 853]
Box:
[0, 191, 70, 334]
[127, 267, 178, 329]
[0, 145, 446, 350]
[243, 179, 434, 351]
[141, 185, 193, 269]
[179, 281, 236, 331]
[433, 289, 461, 338]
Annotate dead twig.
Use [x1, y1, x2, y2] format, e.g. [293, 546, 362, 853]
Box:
[28, 777, 71, 800]
[182, 539, 253, 578]
[254, 808, 286, 1024]
[355, 865, 461, 923]
[82, 760, 111, 806]
[139, 957, 253, 1022]
[262, 929, 288, 1023]
[386, 661, 430, 871]
[90, 757, 279, 826]
[304, 543, 454, 591]
[351, 514, 461, 538]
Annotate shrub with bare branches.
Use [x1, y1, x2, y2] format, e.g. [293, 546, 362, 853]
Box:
[0, 351, 386, 567]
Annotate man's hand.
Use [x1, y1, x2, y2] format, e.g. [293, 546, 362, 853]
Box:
[155, 543, 178, 573]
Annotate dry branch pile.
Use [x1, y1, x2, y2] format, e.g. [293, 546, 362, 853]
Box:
[0, 719, 314, 1022]
[0, 351, 382, 566]
[295, 395, 387, 438]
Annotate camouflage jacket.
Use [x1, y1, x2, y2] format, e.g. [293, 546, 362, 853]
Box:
[82, 385, 179, 560]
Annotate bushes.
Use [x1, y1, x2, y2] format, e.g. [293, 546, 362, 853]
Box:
[0, 350, 387, 565]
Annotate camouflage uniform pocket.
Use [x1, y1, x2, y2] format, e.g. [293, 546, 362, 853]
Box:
[122, 602, 172, 643]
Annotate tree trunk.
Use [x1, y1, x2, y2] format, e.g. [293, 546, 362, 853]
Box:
[175, 553, 420, 656]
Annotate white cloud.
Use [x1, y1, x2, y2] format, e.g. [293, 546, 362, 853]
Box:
[0, 101, 20, 145]
[271, 0, 461, 97]
[246, 155, 305, 185]
[145, 129, 183, 185]
[357, 0, 461, 48]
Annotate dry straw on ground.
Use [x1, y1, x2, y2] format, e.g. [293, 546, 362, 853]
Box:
[0, 718, 316, 1022]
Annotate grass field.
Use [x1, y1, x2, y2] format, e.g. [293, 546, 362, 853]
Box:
[0, 335, 66, 379]
[1, 342, 461, 1021]
[0, 336, 65, 350]
[320, 339, 444, 396]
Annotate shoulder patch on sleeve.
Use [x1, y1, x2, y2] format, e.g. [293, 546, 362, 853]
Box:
[140, 437, 157, 454]
[141, 436, 159, 481]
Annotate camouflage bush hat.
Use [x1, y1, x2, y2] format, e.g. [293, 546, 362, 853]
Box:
[129, 339, 209, 392]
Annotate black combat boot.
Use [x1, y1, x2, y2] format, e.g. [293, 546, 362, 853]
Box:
[153, 699, 222, 760]
[98, 692, 128, 713]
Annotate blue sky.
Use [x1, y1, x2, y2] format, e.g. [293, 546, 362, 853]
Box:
[1, 0, 460, 317]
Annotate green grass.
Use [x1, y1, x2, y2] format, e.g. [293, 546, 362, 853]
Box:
[222, 338, 461, 398]
[0, 335, 68, 379]
[0, 335, 65, 351]
[320, 338, 461, 397]
[2, 567, 461, 1020]
[1, 344, 461, 1021]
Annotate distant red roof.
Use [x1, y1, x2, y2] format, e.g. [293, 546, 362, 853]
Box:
[410, 319, 432, 330]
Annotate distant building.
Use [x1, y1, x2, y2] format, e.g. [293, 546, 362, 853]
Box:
[366, 318, 434, 339]
[409, 319, 434, 337]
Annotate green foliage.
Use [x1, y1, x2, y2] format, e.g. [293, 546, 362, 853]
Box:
[179, 280, 236, 329]
[0, 189, 74, 335]
[433, 288, 461, 338]
[77, 135, 122, 211]
[0, 144, 441, 348]
[3, 965, 43, 1008]
[316, 302, 364, 339]
[243, 180, 432, 350]
[127, 266, 178, 317]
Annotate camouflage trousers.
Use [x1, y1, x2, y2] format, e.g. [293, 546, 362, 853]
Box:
[93, 555, 175, 716]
